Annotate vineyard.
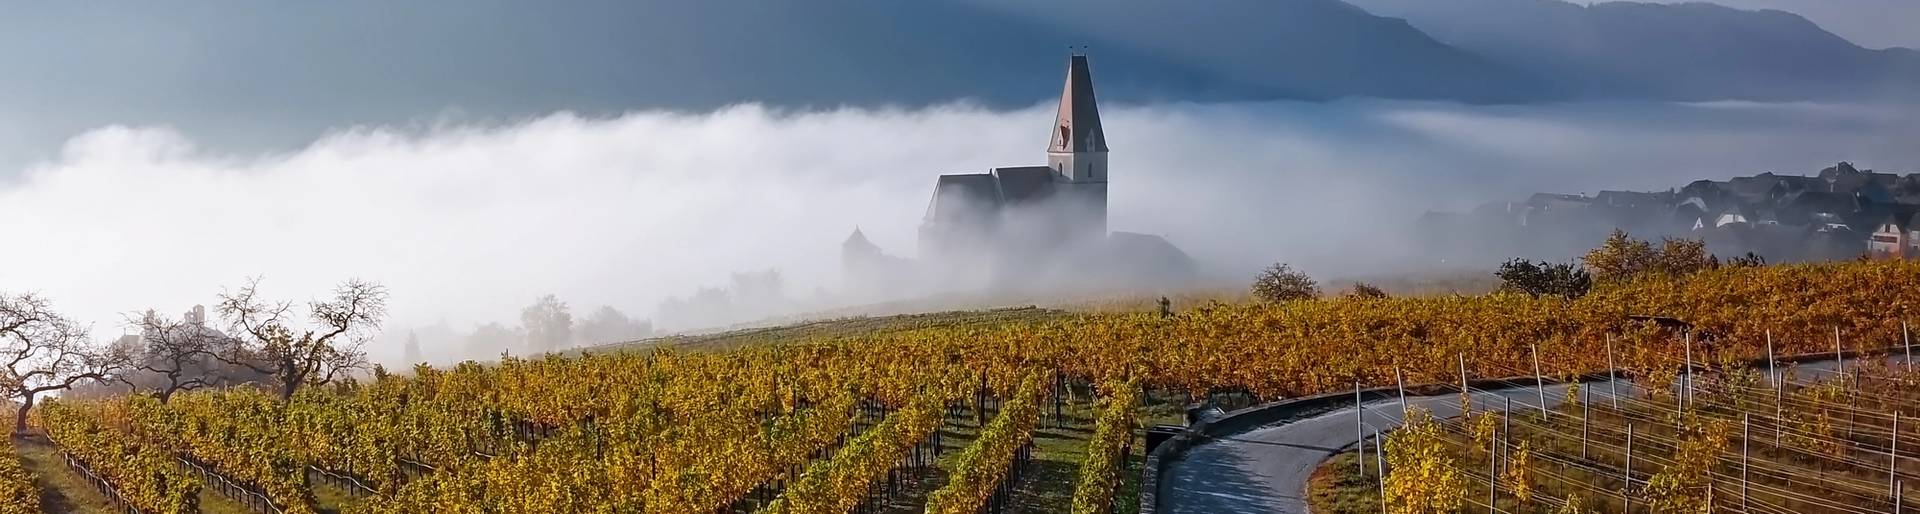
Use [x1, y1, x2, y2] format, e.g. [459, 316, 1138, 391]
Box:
[0, 436, 37, 514]
[14, 258, 1920, 513]
[1313, 343, 1920, 514]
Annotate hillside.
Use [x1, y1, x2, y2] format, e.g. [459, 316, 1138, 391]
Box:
[1348, 0, 1920, 101]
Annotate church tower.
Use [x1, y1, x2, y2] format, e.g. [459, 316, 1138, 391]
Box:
[1046, 53, 1109, 238]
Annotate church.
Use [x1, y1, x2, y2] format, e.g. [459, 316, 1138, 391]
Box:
[843, 54, 1194, 298]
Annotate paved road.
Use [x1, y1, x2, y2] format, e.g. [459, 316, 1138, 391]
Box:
[1158, 383, 1581, 514]
[1157, 357, 1868, 514]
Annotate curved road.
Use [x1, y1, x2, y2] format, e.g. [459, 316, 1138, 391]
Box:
[1159, 383, 1579, 514]
[1158, 358, 1864, 514]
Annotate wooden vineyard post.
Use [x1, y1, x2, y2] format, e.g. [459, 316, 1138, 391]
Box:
[1896, 412, 1904, 500]
[975, 374, 988, 428]
[1682, 331, 1694, 412]
[1488, 426, 1498, 514]
[1607, 335, 1621, 410]
[1742, 413, 1751, 513]
[1907, 320, 1914, 374]
[1767, 331, 1777, 388]
[1459, 353, 1470, 411]
[1625, 423, 1635, 513]
[1502, 397, 1512, 472]
[1772, 332, 1785, 449]
[1356, 380, 1366, 476]
[1375, 428, 1387, 514]
[1582, 386, 1591, 460]
[1836, 326, 1847, 376]
[1053, 371, 1064, 429]
[1532, 344, 1548, 419]
[1842, 326, 1861, 441]
[1899, 480, 1906, 514]
[1396, 368, 1409, 417]
[1607, 335, 1620, 409]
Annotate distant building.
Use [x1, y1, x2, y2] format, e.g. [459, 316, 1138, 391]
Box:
[919, 53, 1110, 260]
[843, 53, 1193, 297]
[1432, 161, 1920, 263]
[1869, 210, 1920, 258]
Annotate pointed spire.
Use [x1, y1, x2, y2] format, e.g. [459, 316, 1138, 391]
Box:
[843, 226, 874, 250]
[1049, 53, 1107, 154]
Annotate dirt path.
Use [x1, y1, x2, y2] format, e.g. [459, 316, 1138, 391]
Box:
[13, 436, 115, 514]
[13, 435, 252, 514]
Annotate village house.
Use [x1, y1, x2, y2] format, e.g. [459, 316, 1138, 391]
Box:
[1437, 162, 1920, 263]
[1868, 209, 1920, 258]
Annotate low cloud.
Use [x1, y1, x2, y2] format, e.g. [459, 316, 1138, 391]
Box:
[1, 99, 1915, 363]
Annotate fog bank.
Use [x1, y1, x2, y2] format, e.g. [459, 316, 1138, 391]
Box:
[0, 99, 1915, 364]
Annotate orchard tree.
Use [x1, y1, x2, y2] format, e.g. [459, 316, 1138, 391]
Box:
[1583, 229, 1658, 282]
[127, 309, 225, 402]
[576, 305, 652, 346]
[403, 331, 424, 365]
[1250, 263, 1319, 303]
[215, 278, 386, 400]
[1583, 230, 1716, 283]
[1, 292, 128, 432]
[520, 294, 573, 353]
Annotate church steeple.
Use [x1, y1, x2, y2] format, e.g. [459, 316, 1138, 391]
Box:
[1049, 54, 1107, 155]
[1044, 52, 1108, 239]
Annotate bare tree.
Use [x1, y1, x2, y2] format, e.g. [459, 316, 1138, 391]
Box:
[126, 309, 225, 402]
[1, 292, 128, 433]
[214, 278, 387, 400]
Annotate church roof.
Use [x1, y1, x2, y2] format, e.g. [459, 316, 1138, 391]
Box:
[1048, 54, 1108, 154]
[843, 227, 875, 249]
[992, 166, 1055, 205]
[925, 173, 1003, 223]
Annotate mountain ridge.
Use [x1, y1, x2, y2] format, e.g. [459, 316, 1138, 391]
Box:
[1346, 0, 1920, 101]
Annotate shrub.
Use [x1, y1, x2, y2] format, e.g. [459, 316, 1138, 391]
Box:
[1727, 252, 1767, 268]
[1345, 283, 1388, 299]
[1495, 259, 1591, 299]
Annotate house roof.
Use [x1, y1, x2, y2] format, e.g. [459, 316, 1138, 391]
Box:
[1525, 193, 1591, 210]
[1779, 190, 1860, 216]
[1724, 174, 1785, 200]
[1595, 190, 1671, 207]
[1873, 205, 1920, 231]
[1048, 54, 1107, 154]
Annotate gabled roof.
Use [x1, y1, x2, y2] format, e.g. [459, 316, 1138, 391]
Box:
[1872, 205, 1920, 231]
[1047, 54, 1107, 154]
[1780, 191, 1861, 215]
[1724, 174, 1785, 199]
